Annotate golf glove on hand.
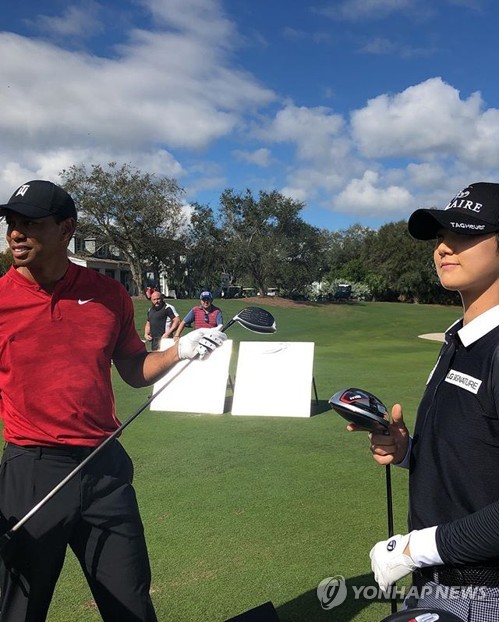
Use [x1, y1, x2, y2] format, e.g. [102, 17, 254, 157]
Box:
[370, 527, 443, 593]
[177, 328, 227, 360]
[370, 533, 417, 593]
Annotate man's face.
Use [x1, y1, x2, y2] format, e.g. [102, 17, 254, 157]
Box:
[5, 212, 72, 269]
[151, 294, 163, 307]
[200, 297, 212, 309]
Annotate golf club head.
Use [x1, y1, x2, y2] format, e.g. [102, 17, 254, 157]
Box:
[231, 307, 276, 334]
[329, 387, 389, 431]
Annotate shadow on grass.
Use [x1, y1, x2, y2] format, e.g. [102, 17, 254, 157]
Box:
[276, 573, 401, 622]
[222, 394, 330, 417]
[311, 399, 331, 417]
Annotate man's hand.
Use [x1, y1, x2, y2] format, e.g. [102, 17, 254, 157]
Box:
[369, 533, 417, 593]
[177, 328, 227, 360]
[348, 403, 410, 465]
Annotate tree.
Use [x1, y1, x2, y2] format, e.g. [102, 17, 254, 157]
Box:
[218, 189, 323, 295]
[60, 162, 186, 295]
[0, 250, 13, 275]
[361, 221, 459, 304]
[323, 224, 375, 282]
[181, 203, 229, 296]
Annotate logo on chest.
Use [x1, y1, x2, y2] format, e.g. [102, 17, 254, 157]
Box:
[445, 369, 482, 394]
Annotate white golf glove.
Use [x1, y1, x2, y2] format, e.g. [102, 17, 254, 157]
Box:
[370, 533, 417, 593]
[177, 328, 227, 360]
[370, 527, 443, 593]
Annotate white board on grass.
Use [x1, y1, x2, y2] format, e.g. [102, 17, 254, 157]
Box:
[231, 342, 315, 418]
[149, 338, 233, 414]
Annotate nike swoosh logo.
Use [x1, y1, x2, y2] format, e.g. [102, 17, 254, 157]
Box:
[78, 298, 94, 305]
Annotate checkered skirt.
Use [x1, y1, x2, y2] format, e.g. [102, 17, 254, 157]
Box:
[406, 578, 499, 621]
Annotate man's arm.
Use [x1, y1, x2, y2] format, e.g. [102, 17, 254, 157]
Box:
[165, 314, 180, 338]
[144, 320, 152, 342]
[174, 319, 187, 340]
[114, 328, 228, 388]
[174, 308, 195, 339]
[114, 346, 180, 388]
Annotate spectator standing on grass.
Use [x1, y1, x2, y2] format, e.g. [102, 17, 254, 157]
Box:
[0, 180, 226, 622]
[144, 291, 180, 350]
[174, 291, 223, 339]
[360, 182, 499, 621]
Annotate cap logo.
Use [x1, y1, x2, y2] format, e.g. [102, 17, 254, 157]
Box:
[445, 190, 482, 214]
[15, 184, 30, 198]
[450, 222, 485, 232]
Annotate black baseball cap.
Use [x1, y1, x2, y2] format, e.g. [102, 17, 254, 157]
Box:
[408, 182, 499, 240]
[0, 180, 77, 220]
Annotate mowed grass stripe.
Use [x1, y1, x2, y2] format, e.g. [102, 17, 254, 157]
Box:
[45, 299, 459, 621]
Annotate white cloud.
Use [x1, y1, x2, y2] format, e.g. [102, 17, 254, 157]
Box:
[1, 0, 498, 229]
[350, 78, 490, 161]
[243, 71, 499, 221]
[259, 104, 344, 161]
[29, 2, 104, 40]
[335, 171, 414, 214]
[316, 0, 419, 21]
[358, 36, 433, 58]
[233, 148, 272, 167]
[0, 0, 275, 198]
[0, 146, 183, 193]
[144, 0, 235, 43]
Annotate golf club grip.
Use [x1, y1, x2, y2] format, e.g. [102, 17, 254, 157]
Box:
[220, 318, 236, 333]
[381, 429, 394, 537]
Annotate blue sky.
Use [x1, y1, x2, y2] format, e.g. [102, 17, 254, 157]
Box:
[2, 0, 499, 231]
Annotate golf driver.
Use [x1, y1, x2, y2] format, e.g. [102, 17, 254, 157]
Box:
[329, 388, 396, 614]
[329, 388, 389, 432]
[0, 306, 276, 551]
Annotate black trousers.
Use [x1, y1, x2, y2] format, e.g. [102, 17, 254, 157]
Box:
[0, 441, 157, 622]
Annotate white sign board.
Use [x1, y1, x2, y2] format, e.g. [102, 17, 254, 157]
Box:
[150, 339, 233, 414]
[232, 342, 315, 418]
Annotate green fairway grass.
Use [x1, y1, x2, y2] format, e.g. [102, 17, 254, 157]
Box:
[45, 299, 460, 621]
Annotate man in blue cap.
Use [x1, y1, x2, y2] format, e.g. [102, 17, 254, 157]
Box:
[174, 291, 223, 339]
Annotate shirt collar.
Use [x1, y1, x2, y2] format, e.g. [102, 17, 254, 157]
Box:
[455, 305, 499, 347]
[8, 260, 77, 294]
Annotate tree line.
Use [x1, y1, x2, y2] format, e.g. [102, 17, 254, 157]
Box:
[0, 162, 460, 306]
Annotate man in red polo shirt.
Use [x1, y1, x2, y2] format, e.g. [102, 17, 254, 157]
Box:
[0, 180, 226, 622]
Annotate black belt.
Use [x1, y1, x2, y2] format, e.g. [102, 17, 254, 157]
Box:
[416, 565, 499, 587]
[5, 442, 100, 460]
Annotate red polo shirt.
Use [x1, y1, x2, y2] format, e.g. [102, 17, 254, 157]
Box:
[0, 262, 145, 446]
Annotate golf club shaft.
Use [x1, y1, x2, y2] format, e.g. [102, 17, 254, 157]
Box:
[385, 465, 394, 538]
[385, 464, 397, 614]
[1, 307, 275, 542]
[6, 359, 193, 537]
